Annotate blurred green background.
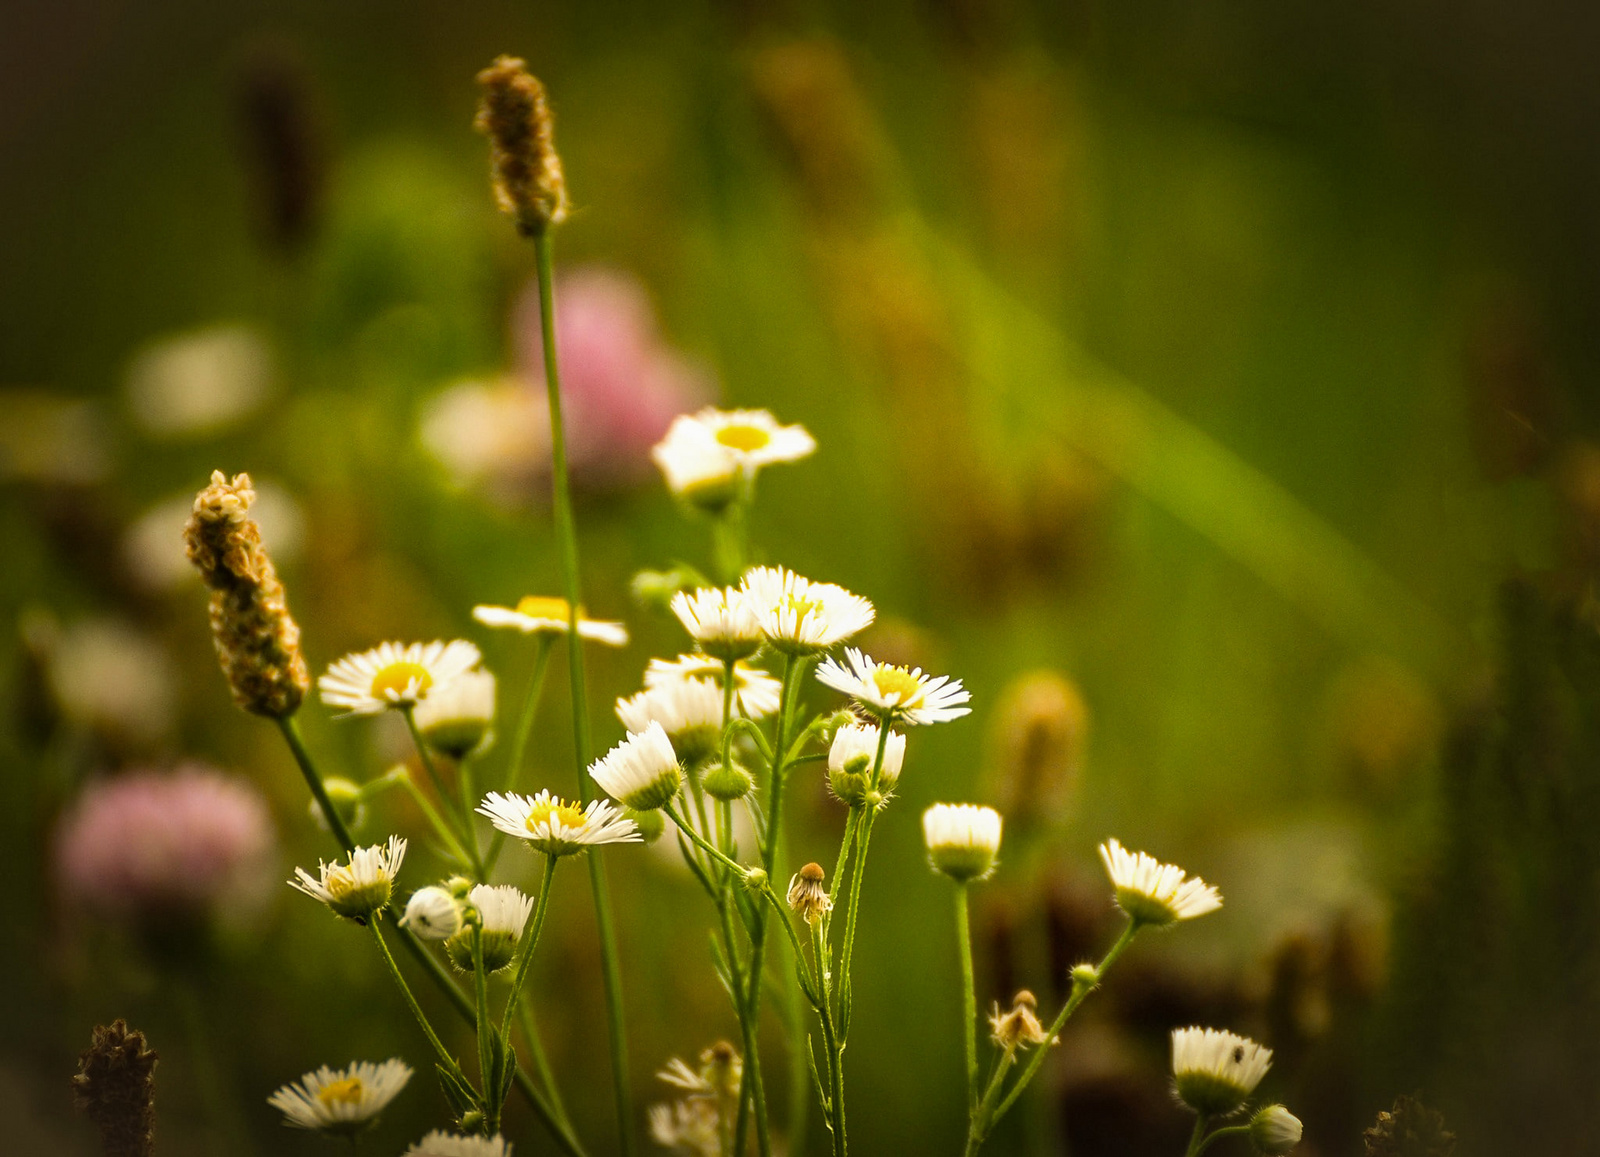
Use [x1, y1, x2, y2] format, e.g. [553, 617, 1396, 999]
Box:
[5, 1, 1600, 1155]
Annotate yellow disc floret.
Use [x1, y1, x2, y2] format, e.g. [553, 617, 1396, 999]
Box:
[516, 595, 575, 619]
[317, 1076, 365, 1108]
[872, 665, 924, 708]
[526, 799, 587, 832]
[369, 662, 432, 701]
[715, 424, 772, 453]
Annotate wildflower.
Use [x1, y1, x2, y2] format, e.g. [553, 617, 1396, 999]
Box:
[57, 766, 274, 929]
[1098, 839, 1222, 926]
[446, 884, 534, 973]
[989, 990, 1050, 1051]
[589, 722, 684, 810]
[742, 566, 875, 655]
[1250, 1105, 1303, 1154]
[701, 758, 755, 801]
[472, 596, 629, 646]
[615, 681, 723, 764]
[289, 836, 407, 923]
[404, 1132, 513, 1157]
[413, 667, 497, 759]
[651, 407, 816, 510]
[818, 646, 970, 726]
[72, 1020, 157, 1157]
[827, 721, 906, 805]
[474, 56, 568, 235]
[922, 803, 1003, 882]
[399, 886, 462, 941]
[477, 789, 641, 857]
[670, 586, 763, 660]
[1170, 1027, 1272, 1115]
[184, 470, 309, 718]
[267, 1058, 412, 1134]
[645, 654, 780, 717]
[787, 862, 832, 925]
[318, 640, 481, 717]
[648, 1099, 720, 1157]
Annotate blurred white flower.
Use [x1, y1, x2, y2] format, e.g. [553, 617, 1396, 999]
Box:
[39, 615, 176, 744]
[125, 324, 273, 438]
[0, 389, 111, 484]
[267, 1058, 411, 1134]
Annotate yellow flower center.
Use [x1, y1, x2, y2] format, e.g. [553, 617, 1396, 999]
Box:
[324, 866, 359, 900]
[715, 423, 772, 453]
[370, 662, 431, 701]
[526, 800, 587, 832]
[317, 1077, 365, 1108]
[871, 665, 924, 707]
[782, 594, 826, 622]
[516, 595, 575, 620]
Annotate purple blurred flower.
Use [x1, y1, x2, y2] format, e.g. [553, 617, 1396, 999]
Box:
[57, 765, 276, 926]
[515, 265, 713, 488]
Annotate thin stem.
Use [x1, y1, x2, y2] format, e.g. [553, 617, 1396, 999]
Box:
[534, 228, 632, 1154]
[369, 920, 468, 1082]
[665, 801, 749, 877]
[396, 768, 474, 868]
[954, 885, 979, 1113]
[277, 717, 355, 853]
[1192, 1123, 1251, 1156]
[486, 635, 555, 872]
[720, 894, 770, 1157]
[963, 1048, 1018, 1157]
[1184, 1115, 1211, 1157]
[808, 918, 847, 1157]
[499, 855, 559, 1062]
[517, 999, 571, 1130]
[402, 706, 484, 879]
[471, 924, 497, 1133]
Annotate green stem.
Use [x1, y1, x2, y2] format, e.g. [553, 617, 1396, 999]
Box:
[402, 706, 484, 879]
[499, 855, 559, 1064]
[471, 924, 497, 1133]
[486, 635, 555, 872]
[395, 767, 475, 868]
[277, 717, 355, 853]
[963, 1048, 1018, 1157]
[720, 895, 770, 1157]
[1192, 1123, 1250, 1156]
[1184, 1115, 1211, 1157]
[533, 227, 633, 1155]
[517, 999, 571, 1129]
[954, 884, 979, 1113]
[808, 918, 847, 1157]
[665, 801, 749, 877]
[369, 920, 469, 1082]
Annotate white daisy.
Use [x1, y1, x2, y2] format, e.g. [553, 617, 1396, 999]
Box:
[616, 681, 724, 764]
[404, 1132, 512, 1157]
[741, 566, 874, 655]
[1250, 1106, 1303, 1154]
[399, 885, 461, 940]
[289, 836, 407, 922]
[827, 721, 906, 805]
[1098, 838, 1222, 926]
[318, 640, 482, 716]
[645, 655, 781, 718]
[267, 1058, 412, 1134]
[922, 803, 1003, 882]
[446, 883, 534, 973]
[413, 667, 496, 758]
[651, 407, 816, 507]
[671, 586, 763, 660]
[1171, 1027, 1273, 1115]
[589, 722, 684, 810]
[815, 647, 970, 725]
[477, 789, 641, 857]
[471, 596, 629, 647]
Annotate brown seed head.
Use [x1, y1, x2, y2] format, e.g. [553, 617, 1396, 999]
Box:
[988, 989, 1050, 1051]
[474, 55, 569, 236]
[184, 471, 309, 718]
[72, 1019, 158, 1157]
[787, 863, 832, 925]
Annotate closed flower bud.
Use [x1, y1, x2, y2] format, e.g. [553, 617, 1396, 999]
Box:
[399, 886, 462, 941]
[414, 668, 496, 759]
[626, 805, 666, 845]
[742, 867, 768, 892]
[1250, 1105, 1303, 1154]
[827, 722, 906, 806]
[922, 803, 1003, 882]
[445, 885, 533, 974]
[702, 758, 755, 802]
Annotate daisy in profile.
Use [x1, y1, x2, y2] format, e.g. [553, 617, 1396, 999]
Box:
[471, 596, 629, 647]
[922, 803, 1003, 882]
[289, 836, 407, 923]
[477, 789, 640, 857]
[741, 566, 875, 655]
[1170, 1026, 1272, 1115]
[413, 667, 497, 759]
[404, 1132, 513, 1157]
[616, 682, 723, 764]
[645, 654, 781, 718]
[445, 883, 534, 973]
[827, 721, 906, 805]
[670, 586, 763, 660]
[651, 407, 815, 507]
[816, 647, 970, 725]
[1098, 838, 1222, 926]
[268, 1058, 412, 1134]
[589, 722, 684, 810]
[319, 640, 482, 716]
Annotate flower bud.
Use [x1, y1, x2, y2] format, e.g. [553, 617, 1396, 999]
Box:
[922, 803, 1003, 882]
[1249, 1105, 1303, 1154]
[742, 867, 768, 892]
[702, 759, 755, 802]
[309, 776, 367, 834]
[625, 806, 665, 845]
[399, 886, 461, 941]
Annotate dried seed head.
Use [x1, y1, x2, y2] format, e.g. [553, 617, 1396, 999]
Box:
[72, 1020, 158, 1157]
[474, 55, 569, 236]
[787, 862, 832, 925]
[988, 989, 1050, 1051]
[184, 470, 309, 718]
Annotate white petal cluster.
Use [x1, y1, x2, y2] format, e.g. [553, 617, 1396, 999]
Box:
[741, 567, 875, 654]
[399, 885, 461, 940]
[827, 722, 906, 805]
[468, 883, 534, 936]
[589, 722, 684, 810]
[403, 1132, 512, 1157]
[671, 587, 763, 660]
[289, 836, 407, 922]
[1170, 1027, 1272, 1115]
[477, 790, 641, 857]
[921, 803, 1003, 882]
[267, 1058, 412, 1134]
[616, 681, 724, 761]
[472, 596, 629, 647]
[652, 408, 816, 504]
[319, 641, 481, 716]
[1098, 839, 1222, 926]
[646, 655, 781, 718]
[816, 647, 970, 725]
[413, 667, 496, 758]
